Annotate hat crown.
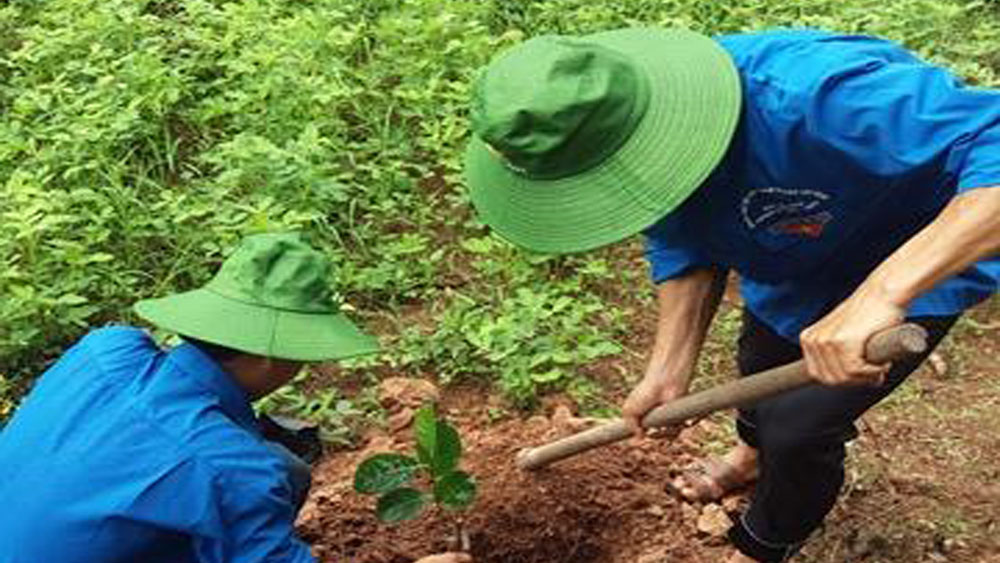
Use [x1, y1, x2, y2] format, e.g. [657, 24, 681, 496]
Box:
[208, 233, 335, 314]
[471, 36, 650, 179]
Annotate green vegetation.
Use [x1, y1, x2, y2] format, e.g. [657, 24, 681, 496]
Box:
[3, 0, 1000, 428]
[354, 405, 476, 540]
[0, 376, 17, 425]
[257, 371, 381, 447]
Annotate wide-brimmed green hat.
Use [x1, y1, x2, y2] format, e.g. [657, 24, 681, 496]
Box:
[134, 233, 379, 362]
[465, 28, 742, 254]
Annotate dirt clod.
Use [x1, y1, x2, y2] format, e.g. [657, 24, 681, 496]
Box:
[696, 504, 732, 538]
[927, 352, 949, 377]
[387, 408, 415, 432]
[377, 377, 440, 411]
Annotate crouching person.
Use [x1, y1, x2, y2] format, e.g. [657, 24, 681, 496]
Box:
[0, 233, 470, 563]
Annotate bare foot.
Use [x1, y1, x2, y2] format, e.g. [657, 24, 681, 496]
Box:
[671, 441, 758, 502]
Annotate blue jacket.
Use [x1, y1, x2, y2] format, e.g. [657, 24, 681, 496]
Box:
[0, 327, 315, 562]
[646, 30, 999, 339]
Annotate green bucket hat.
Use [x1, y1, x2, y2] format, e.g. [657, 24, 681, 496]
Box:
[134, 233, 379, 362]
[465, 28, 742, 254]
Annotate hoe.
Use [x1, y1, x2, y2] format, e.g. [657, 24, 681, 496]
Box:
[517, 324, 928, 471]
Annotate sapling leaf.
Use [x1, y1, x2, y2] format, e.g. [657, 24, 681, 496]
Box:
[433, 421, 461, 475]
[414, 405, 462, 476]
[376, 487, 426, 523]
[354, 453, 419, 495]
[414, 406, 436, 468]
[434, 470, 477, 510]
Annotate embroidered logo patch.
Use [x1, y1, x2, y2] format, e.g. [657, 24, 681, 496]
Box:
[741, 188, 833, 239]
[767, 211, 833, 238]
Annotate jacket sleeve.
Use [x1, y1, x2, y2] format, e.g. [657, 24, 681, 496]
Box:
[785, 38, 1000, 193]
[198, 446, 318, 563]
[955, 124, 1000, 193]
[643, 213, 715, 284]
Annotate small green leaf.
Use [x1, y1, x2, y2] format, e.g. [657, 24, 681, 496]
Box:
[530, 369, 563, 383]
[433, 421, 461, 475]
[459, 236, 496, 254]
[354, 454, 418, 495]
[414, 406, 462, 477]
[414, 405, 436, 468]
[57, 294, 88, 306]
[434, 470, 477, 510]
[376, 487, 426, 523]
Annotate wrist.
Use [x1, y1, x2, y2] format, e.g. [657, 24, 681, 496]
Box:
[643, 364, 691, 388]
[863, 270, 915, 310]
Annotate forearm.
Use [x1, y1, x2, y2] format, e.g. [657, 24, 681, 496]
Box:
[645, 267, 726, 385]
[860, 187, 1000, 308]
[801, 187, 1000, 384]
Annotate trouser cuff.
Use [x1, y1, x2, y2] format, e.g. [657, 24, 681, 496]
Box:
[728, 513, 801, 563]
[736, 415, 760, 448]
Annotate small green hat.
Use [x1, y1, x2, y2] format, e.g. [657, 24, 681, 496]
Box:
[134, 233, 379, 362]
[465, 28, 742, 254]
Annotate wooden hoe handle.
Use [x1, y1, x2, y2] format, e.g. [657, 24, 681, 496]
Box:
[516, 323, 928, 471]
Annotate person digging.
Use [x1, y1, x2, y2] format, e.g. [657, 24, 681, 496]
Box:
[0, 233, 471, 563]
[464, 28, 1000, 563]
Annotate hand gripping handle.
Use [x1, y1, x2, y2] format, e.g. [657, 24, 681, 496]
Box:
[516, 323, 928, 471]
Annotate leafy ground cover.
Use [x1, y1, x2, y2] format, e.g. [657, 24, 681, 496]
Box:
[3, 0, 1000, 421]
[2, 1, 998, 559]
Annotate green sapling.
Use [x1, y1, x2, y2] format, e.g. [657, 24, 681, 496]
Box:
[354, 405, 477, 550]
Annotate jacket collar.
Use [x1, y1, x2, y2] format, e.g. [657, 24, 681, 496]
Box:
[166, 343, 259, 433]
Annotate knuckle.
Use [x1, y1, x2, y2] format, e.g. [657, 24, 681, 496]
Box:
[804, 361, 819, 378]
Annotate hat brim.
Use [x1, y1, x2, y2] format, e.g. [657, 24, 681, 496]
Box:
[465, 28, 741, 254]
[134, 289, 380, 362]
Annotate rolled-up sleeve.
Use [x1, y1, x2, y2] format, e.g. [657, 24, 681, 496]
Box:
[956, 125, 1000, 193]
[643, 213, 715, 284]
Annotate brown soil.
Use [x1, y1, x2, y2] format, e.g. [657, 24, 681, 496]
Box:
[299, 298, 1000, 562]
[298, 412, 734, 563]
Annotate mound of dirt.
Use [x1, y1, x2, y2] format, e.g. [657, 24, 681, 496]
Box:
[297, 407, 733, 563]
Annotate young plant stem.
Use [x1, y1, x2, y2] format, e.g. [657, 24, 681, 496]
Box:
[453, 516, 471, 553]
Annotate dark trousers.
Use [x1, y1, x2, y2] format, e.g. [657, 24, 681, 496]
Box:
[727, 312, 958, 562]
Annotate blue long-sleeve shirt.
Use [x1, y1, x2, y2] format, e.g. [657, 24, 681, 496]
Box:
[645, 30, 1000, 339]
[0, 327, 315, 563]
